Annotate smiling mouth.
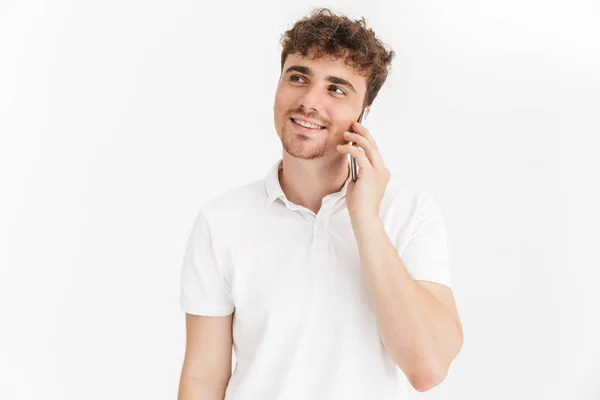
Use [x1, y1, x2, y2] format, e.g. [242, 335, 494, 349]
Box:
[290, 118, 326, 132]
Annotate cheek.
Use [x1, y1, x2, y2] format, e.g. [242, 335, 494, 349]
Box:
[329, 112, 347, 132]
[273, 94, 289, 116]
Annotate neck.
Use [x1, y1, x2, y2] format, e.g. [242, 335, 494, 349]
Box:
[278, 151, 350, 214]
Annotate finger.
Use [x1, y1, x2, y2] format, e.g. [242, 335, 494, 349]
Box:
[336, 143, 372, 171]
[352, 121, 376, 146]
[343, 131, 380, 165]
[343, 131, 386, 171]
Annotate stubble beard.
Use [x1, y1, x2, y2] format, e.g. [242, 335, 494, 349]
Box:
[280, 120, 332, 160]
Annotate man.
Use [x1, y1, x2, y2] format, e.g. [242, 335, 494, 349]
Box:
[178, 8, 463, 400]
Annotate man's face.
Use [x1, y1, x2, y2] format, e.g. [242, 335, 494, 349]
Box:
[273, 50, 368, 160]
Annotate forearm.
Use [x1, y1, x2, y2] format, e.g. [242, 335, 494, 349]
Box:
[178, 372, 229, 400]
[352, 218, 463, 388]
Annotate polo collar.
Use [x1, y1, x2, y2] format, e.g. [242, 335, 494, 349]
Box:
[265, 159, 352, 207]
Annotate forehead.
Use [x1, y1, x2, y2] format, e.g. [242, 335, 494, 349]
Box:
[283, 51, 367, 91]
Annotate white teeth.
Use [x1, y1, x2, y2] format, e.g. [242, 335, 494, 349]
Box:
[293, 118, 324, 129]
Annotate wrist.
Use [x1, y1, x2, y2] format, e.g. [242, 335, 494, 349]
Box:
[351, 214, 383, 237]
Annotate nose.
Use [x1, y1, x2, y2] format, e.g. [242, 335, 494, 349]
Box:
[296, 83, 329, 113]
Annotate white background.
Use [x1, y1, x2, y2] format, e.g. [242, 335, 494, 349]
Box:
[1, 0, 599, 399]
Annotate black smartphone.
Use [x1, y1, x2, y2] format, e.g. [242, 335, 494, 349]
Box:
[349, 108, 368, 181]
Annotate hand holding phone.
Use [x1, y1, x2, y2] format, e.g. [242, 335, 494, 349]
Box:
[349, 108, 368, 181]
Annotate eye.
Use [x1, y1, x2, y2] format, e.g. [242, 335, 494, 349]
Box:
[330, 86, 346, 95]
[290, 75, 306, 83]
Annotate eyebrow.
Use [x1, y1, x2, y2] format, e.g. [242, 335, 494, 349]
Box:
[284, 65, 357, 94]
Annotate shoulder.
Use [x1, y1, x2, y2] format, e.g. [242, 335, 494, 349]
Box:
[380, 173, 445, 230]
[382, 177, 435, 216]
[195, 179, 266, 227]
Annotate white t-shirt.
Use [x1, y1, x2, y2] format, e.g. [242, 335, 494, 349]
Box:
[179, 159, 454, 399]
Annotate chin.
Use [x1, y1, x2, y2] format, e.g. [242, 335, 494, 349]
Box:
[281, 134, 329, 160]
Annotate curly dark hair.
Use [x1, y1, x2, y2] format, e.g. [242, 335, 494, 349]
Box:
[279, 8, 396, 108]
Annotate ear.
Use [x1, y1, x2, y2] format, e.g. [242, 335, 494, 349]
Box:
[364, 106, 371, 120]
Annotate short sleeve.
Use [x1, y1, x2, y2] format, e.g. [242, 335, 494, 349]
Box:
[399, 190, 454, 289]
[179, 210, 234, 316]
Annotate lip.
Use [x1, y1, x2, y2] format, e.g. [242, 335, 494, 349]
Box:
[290, 118, 326, 134]
[291, 116, 326, 128]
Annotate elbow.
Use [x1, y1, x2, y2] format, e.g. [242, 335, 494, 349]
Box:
[408, 365, 448, 393]
[411, 333, 464, 392]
